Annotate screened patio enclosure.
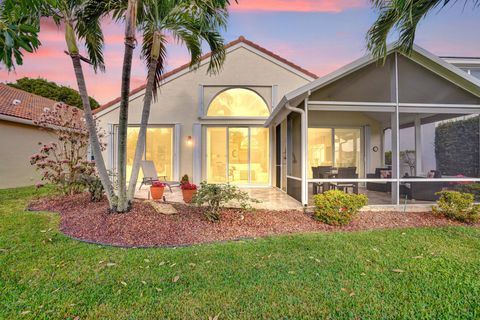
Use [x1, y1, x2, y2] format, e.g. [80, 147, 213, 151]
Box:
[267, 45, 480, 207]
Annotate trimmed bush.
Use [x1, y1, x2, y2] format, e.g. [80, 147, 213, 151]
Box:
[313, 190, 368, 226]
[433, 191, 480, 224]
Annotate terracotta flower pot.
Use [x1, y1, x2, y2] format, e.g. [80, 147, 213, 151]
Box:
[182, 189, 196, 203]
[150, 186, 165, 200]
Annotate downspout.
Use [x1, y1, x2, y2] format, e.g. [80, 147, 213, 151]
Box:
[285, 101, 307, 206]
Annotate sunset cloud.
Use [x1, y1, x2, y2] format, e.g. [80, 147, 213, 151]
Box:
[0, 3, 476, 105]
[231, 0, 367, 13]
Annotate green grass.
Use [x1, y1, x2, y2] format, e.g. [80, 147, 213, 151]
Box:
[1, 186, 480, 319]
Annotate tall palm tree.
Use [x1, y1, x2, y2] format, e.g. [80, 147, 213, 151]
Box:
[0, 0, 116, 208]
[126, 0, 231, 201]
[115, 0, 138, 212]
[367, 0, 480, 59]
[83, 0, 141, 212]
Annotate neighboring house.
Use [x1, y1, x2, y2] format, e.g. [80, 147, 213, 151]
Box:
[93, 37, 480, 206]
[0, 84, 62, 188]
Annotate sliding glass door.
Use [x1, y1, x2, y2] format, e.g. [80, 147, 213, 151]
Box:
[125, 126, 173, 183]
[206, 127, 269, 185]
[308, 127, 362, 178]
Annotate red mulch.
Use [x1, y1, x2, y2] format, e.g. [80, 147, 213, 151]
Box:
[28, 193, 474, 247]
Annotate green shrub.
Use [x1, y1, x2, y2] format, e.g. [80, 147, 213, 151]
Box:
[433, 191, 480, 224]
[313, 190, 368, 226]
[78, 174, 104, 202]
[454, 183, 480, 202]
[192, 182, 259, 222]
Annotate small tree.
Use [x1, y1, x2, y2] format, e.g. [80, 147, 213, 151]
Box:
[30, 103, 105, 196]
[400, 150, 416, 176]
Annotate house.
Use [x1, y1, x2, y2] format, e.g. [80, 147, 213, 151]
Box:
[0, 84, 63, 188]
[94, 37, 480, 207]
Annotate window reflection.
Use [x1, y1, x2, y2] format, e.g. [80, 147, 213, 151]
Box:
[206, 127, 270, 185]
[125, 127, 173, 183]
[207, 88, 270, 117]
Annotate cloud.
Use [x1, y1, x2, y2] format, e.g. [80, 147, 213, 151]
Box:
[231, 0, 367, 13]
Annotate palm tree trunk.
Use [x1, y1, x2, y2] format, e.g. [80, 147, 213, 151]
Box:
[127, 32, 162, 201]
[117, 0, 138, 212]
[66, 23, 115, 209]
[127, 58, 158, 201]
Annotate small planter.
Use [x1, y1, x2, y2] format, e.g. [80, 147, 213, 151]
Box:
[150, 182, 166, 200]
[180, 182, 198, 204]
[182, 189, 196, 203]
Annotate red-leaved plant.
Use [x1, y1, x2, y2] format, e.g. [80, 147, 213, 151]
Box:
[30, 103, 105, 196]
[152, 181, 167, 188]
[180, 182, 197, 190]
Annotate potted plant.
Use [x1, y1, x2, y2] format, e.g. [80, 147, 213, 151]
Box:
[150, 181, 166, 200]
[181, 182, 197, 203]
[181, 174, 189, 186]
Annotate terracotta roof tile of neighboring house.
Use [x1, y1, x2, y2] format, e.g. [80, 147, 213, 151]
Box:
[94, 36, 318, 114]
[0, 83, 61, 122]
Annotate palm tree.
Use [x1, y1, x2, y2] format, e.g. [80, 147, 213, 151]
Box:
[83, 0, 141, 212]
[114, 0, 138, 212]
[126, 0, 231, 201]
[367, 0, 480, 59]
[0, 0, 116, 208]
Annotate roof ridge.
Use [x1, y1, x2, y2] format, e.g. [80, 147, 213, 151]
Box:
[94, 36, 318, 114]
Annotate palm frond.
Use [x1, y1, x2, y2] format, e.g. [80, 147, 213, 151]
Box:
[366, 0, 479, 60]
[134, 0, 231, 95]
[75, 7, 105, 72]
[0, 0, 42, 70]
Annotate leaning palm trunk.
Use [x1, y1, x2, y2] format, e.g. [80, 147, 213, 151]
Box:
[117, 0, 138, 212]
[127, 32, 162, 201]
[66, 22, 115, 208]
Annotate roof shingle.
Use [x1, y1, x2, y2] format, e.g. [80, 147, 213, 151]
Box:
[0, 83, 60, 122]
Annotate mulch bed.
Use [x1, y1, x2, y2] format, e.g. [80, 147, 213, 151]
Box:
[28, 193, 475, 248]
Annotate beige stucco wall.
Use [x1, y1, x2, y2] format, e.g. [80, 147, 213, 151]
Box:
[96, 44, 312, 183]
[0, 120, 56, 188]
[308, 111, 383, 175]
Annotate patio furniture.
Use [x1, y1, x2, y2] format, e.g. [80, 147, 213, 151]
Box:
[366, 167, 392, 193]
[402, 174, 444, 201]
[312, 166, 333, 194]
[331, 167, 358, 194]
[139, 160, 180, 192]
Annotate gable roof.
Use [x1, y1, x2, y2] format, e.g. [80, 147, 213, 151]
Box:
[0, 83, 60, 124]
[94, 36, 318, 115]
[265, 43, 480, 126]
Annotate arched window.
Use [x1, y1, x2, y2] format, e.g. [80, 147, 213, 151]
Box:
[207, 88, 270, 117]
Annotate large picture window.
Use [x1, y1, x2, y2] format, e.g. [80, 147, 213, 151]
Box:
[206, 127, 269, 185]
[207, 88, 270, 117]
[124, 126, 173, 183]
[308, 128, 362, 178]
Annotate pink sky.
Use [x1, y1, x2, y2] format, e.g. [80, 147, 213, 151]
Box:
[0, 0, 477, 104]
[230, 0, 366, 12]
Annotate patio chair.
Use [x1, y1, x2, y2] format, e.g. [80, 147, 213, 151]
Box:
[312, 166, 333, 194]
[139, 160, 180, 192]
[331, 167, 358, 194]
[366, 167, 392, 193]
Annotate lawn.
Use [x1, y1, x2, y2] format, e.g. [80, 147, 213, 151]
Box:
[1, 187, 480, 319]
